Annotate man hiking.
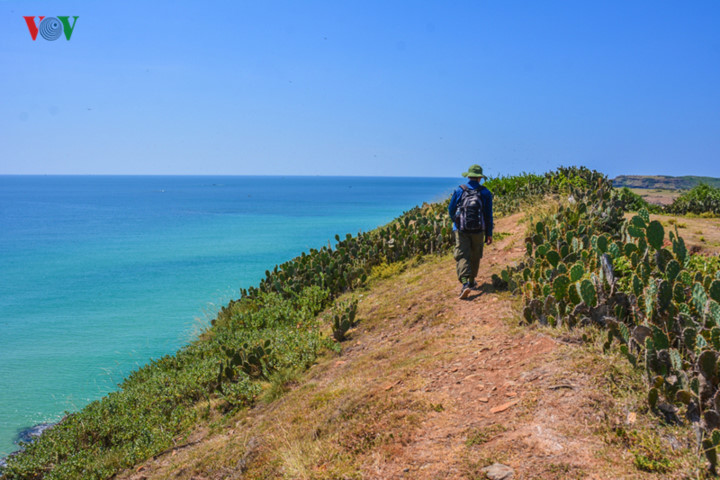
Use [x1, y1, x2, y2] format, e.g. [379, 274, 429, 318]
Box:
[448, 164, 494, 299]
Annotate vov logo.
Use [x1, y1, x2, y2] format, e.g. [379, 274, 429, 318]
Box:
[23, 16, 79, 41]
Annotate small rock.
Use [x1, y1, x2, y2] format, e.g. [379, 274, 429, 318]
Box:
[17, 423, 54, 444]
[664, 434, 683, 451]
[479, 397, 490, 403]
[481, 463, 514, 479]
[490, 400, 519, 414]
[626, 412, 636, 424]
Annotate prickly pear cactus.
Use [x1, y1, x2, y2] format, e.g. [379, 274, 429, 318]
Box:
[693, 283, 709, 315]
[646, 220, 664, 251]
[711, 280, 720, 304]
[578, 279, 597, 307]
[666, 260, 681, 282]
[546, 250, 560, 268]
[657, 280, 672, 311]
[553, 275, 571, 300]
[569, 263, 585, 282]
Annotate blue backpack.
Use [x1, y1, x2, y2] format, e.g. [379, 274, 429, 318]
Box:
[456, 184, 485, 233]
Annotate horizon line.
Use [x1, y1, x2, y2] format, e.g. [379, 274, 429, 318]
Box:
[0, 173, 460, 179]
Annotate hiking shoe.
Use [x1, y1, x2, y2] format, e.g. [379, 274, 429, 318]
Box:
[459, 283, 471, 299]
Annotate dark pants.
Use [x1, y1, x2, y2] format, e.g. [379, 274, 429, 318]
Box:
[454, 230, 484, 283]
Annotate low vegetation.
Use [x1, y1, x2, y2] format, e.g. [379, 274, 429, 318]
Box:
[667, 183, 720, 216]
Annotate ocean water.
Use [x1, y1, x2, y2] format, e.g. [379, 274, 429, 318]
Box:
[0, 175, 457, 457]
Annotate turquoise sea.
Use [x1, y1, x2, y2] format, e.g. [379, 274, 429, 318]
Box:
[0, 175, 457, 457]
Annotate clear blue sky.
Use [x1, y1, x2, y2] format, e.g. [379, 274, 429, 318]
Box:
[1, 1, 718, 178]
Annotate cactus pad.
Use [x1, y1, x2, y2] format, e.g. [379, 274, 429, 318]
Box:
[699, 350, 718, 380]
[631, 215, 646, 229]
[711, 280, 720, 304]
[669, 348, 683, 372]
[596, 235, 608, 253]
[693, 283, 708, 314]
[546, 250, 560, 268]
[627, 225, 644, 238]
[708, 300, 720, 327]
[646, 220, 664, 251]
[553, 275, 570, 300]
[578, 279, 597, 307]
[648, 387, 659, 409]
[569, 263, 585, 282]
[567, 283, 582, 305]
[666, 260, 681, 282]
[658, 280, 672, 311]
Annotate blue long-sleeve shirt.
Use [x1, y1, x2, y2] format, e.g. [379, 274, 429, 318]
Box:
[448, 180, 494, 237]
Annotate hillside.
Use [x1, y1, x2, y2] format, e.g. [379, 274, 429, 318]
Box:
[4, 167, 720, 479]
[114, 212, 700, 479]
[612, 175, 720, 190]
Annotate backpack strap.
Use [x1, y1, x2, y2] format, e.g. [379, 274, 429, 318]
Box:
[459, 184, 469, 192]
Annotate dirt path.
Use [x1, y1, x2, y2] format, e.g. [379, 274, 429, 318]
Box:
[346, 213, 635, 479]
[121, 213, 688, 480]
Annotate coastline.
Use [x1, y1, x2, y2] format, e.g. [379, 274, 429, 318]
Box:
[0, 423, 55, 466]
[0, 176, 459, 467]
[0, 177, 455, 456]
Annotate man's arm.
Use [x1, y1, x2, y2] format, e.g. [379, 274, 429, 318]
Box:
[448, 188, 461, 224]
[483, 189, 494, 244]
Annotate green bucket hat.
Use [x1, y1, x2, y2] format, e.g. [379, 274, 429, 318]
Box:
[461, 164, 487, 179]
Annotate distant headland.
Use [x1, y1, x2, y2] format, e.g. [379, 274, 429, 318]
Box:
[612, 174, 720, 190]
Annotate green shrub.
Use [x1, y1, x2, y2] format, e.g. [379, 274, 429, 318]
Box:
[612, 186, 660, 213]
[667, 183, 720, 216]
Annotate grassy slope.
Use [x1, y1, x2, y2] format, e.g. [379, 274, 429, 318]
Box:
[115, 210, 707, 480]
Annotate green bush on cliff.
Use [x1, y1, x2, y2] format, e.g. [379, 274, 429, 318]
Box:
[1, 287, 332, 480]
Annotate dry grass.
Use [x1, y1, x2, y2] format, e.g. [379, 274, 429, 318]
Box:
[653, 214, 720, 255]
[628, 188, 680, 206]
